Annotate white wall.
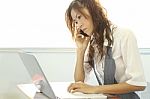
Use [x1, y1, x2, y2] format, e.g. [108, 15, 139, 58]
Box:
[0, 52, 31, 99]
[141, 54, 150, 83]
[0, 0, 150, 48]
[0, 48, 150, 99]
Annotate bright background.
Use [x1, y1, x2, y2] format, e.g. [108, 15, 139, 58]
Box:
[0, 0, 149, 48]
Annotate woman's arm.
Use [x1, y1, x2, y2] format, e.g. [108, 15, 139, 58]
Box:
[74, 49, 85, 82]
[68, 82, 145, 94]
[73, 30, 91, 82]
[94, 82, 145, 94]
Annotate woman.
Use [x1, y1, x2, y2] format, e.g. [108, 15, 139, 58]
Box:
[65, 0, 147, 98]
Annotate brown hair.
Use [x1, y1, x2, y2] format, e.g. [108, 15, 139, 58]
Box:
[65, 0, 115, 67]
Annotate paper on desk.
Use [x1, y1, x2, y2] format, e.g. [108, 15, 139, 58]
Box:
[17, 84, 39, 99]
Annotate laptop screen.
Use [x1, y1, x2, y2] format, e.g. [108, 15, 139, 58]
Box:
[19, 52, 56, 99]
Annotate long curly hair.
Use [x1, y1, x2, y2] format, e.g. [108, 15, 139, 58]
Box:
[65, 0, 115, 67]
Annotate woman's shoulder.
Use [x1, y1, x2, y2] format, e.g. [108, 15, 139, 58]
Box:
[112, 26, 136, 40]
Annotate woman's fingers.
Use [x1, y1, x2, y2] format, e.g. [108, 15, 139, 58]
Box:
[74, 24, 86, 39]
[74, 23, 79, 38]
[75, 33, 90, 41]
[68, 83, 79, 92]
[67, 83, 73, 92]
[76, 33, 85, 39]
[67, 82, 83, 93]
[71, 88, 82, 93]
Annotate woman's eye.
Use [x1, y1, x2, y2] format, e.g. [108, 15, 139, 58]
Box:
[77, 15, 81, 19]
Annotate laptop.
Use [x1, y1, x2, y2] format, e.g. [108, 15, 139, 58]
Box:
[19, 52, 107, 99]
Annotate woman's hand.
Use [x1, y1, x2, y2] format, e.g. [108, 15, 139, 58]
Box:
[68, 81, 96, 94]
[74, 26, 90, 51]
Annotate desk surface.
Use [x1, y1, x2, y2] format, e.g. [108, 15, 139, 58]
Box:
[17, 82, 107, 99]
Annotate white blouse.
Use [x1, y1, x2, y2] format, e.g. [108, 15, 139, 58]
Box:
[84, 27, 147, 86]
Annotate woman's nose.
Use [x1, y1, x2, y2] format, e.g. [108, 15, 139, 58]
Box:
[76, 21, 82, 29]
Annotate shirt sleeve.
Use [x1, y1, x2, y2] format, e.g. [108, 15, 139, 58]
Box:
[121, 29, 147, 86]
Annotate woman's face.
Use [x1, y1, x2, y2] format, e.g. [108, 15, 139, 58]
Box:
[71, 8, 94, 36]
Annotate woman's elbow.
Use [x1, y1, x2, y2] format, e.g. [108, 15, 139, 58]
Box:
[138, 86, 146, 91]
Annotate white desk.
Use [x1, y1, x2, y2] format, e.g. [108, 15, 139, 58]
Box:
[17, 82, 107, 99]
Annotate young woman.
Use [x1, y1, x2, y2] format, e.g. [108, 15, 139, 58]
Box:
[65, 0, 147, 98]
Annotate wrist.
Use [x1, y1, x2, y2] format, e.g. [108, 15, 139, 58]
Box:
[93, 86, 103, 94]
[76, 48, 86, 56]
[76, 48, 86, 53]
[76, 49, 85, 61]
